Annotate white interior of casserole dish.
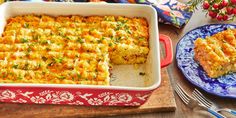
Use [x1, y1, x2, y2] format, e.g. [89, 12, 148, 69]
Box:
[0, 2, 161, 91]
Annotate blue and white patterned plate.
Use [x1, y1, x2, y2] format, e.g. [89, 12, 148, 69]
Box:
[176, 24, 236, 98]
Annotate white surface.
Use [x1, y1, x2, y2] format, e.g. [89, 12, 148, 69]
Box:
[0, 2, 161, 91]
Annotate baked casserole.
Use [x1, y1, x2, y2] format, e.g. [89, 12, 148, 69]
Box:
[0, 15, 149, 85]
[194, 29, 236, 78]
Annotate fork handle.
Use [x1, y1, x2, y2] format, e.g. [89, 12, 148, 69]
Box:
[221, 108, 236, 116]
[230, 109, 236, 115]
[208, 109, 226, 118]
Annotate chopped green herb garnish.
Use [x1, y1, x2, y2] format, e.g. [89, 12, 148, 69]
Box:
[116, 37, 121, 42]
[20, 38, 29, 43]
[115, 22, 124, 31]
[139, 37, 145, 41]
[89, 28, 95, 32]
[40, 40, 49, 45]
[65, 36, 73, 40]
[120, 20, 128, 23]
[77, 37, 84, 43]
[2, 73, 6, 78]
[115, 27, 121, 31]
[57, 75, 65, 80]
[97, 37, 105, 43]
[23, 23, 29, 28]
[25, 52, 30, 57]
[117, 21, 123, 26]
[97, 40, 102, 43]
[53, 57, 64, 63]
[87, 60, 91, 63]
[17, 75, 23, 80]
[75, 28, 81, 32]
[38, 63, 42, 68]
[110, 36, 114, 40]
[127, 30, 132, 34]
[47, 62, 54, 66]
[112, 37, 121, 43]
[109, 43, 113, 47]
[33, 35, 40, 40]
[104, 16, 111, 21]
[12, 64, 18, 69]
[76, 54, 79, 58]
[46, 47, 51, 51]
[77, 73, 81, 79]
[24, 63, 29, 70]
[124, 25, 129, 30]
[27, 47, 32, 52]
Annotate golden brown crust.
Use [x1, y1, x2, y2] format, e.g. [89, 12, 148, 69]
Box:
[0, 15, 149, 85]
[194, 29, 236, 78]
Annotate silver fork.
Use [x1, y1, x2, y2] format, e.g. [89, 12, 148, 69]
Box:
[192, 89, 236, 116]
[175, 83, 226, 118]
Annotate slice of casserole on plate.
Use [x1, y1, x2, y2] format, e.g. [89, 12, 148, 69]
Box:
[194, 29, 236, 78]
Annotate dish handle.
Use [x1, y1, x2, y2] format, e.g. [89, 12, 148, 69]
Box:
[159, 34, 173, 68]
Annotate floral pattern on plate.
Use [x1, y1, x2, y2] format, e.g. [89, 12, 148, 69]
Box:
[176, 24, 236, 98]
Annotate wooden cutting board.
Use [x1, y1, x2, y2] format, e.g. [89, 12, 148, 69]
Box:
[0, 67, 176, 118]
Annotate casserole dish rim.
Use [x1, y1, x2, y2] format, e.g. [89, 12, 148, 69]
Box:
[0, 1, 161, 92]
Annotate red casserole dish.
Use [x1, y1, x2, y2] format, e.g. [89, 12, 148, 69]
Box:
[0, 1, 173, 106]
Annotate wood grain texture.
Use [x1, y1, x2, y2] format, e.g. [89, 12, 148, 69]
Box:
[0, 67, 176, 118]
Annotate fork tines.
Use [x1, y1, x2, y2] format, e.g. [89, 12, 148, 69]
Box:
[175, 83, 191, 105]
[192, 89, 212, 108]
